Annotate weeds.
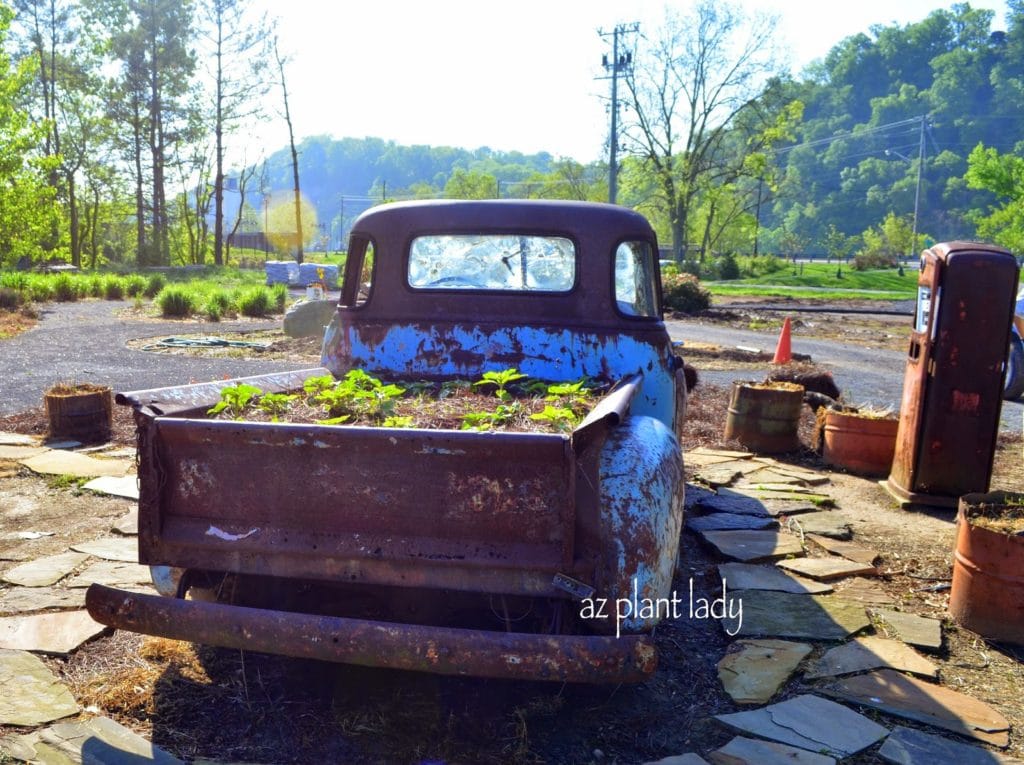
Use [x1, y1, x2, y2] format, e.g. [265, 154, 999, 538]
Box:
[473, 368, 528, 402]
[461, 402, 521, 430]
[257, 392, 297, 421]
[207, 383, 263, 419]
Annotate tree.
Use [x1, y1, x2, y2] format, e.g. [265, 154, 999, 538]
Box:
[11, 0, 99, 265]
[0, 3, 58, 266]
[274, 37, 303, 262]
[443, 168, 496, 200]
[620, 0, 784, 262]
[99, 0, 198, 266]
[198, 0, 270, 265]
[965, 142, 1024, 253]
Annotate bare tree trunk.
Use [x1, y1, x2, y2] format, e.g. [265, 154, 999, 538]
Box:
[275, 38, 303, 263]
[212, 6, 225, 265]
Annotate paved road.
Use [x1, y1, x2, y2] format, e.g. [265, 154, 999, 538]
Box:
[1, 301, 305, 416]
[666, 318, 1024, 434]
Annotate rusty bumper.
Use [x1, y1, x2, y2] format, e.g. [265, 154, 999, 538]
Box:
[86, 584, 656, 684]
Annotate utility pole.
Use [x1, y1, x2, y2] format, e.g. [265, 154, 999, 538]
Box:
[911, 114, 926, 263]
[598, 23, 638, 205]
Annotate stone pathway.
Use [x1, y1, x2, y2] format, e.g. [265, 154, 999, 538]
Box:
[2, 433, 1020, 764]
[0, 432, 178, 765]
[646, 447, 1022, 765]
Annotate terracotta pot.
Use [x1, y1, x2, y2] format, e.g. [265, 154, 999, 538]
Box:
[949, 491, 1024, 644]
[44, 383, 112, 442]
[723, 381, 803, 454]
[822, 410, 898, 476]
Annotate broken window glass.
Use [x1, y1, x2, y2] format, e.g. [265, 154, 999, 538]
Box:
[408, 235, 575, 292]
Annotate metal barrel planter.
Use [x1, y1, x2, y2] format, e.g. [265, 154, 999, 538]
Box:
[723, 381, 803, 454]
[44, 383, 113, 443]
[949, 491, 1024, 644]
[822, 410, 899, 476]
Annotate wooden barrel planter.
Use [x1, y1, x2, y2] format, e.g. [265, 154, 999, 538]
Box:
[949, 491, 1024, 644]
[723, 381, 803, 454]
[44, 382, 113, 443]
[821, 410, 898, 476]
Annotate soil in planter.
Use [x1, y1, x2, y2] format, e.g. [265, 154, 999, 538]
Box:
[963, 495, 1024, 534]
[811, 406, 897, 453]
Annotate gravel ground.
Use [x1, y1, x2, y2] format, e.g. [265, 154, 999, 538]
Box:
[0, 300, 307, 416]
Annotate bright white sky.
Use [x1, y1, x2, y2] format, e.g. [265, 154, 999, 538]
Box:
[248, 0, 1011, 164]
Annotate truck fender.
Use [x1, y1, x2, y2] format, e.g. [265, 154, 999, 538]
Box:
[594, 415, 684, 634]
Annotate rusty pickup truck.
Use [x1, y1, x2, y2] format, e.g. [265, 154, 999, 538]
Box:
[87, 200, 687, 684]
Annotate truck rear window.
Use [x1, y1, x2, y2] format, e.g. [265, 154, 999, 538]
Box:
[408, 234, 575, 292]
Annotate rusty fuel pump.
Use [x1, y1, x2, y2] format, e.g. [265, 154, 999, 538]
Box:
[884, 242, 1019, 508]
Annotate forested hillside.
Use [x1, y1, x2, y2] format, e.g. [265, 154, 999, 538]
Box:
[758, 2, 1024, 257]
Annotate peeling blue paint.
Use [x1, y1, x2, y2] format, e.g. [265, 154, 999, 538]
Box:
[598, 415, 684, 633]
[323, 320, 678, 431]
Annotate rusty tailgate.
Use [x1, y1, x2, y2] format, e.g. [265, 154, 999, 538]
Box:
[137, 417, 576, 596]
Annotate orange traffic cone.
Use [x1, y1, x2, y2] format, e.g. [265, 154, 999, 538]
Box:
[772, 317, 792, 364]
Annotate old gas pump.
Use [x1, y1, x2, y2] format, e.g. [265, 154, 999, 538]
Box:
[885, 242, 1019, 507]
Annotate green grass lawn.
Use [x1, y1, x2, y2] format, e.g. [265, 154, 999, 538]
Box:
[704, 262, 917, 300]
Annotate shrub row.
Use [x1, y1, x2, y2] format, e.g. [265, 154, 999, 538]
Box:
[0, 270, 289, 321]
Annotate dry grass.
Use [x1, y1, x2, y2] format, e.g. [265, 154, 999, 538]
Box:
[0, 306, 37, 339]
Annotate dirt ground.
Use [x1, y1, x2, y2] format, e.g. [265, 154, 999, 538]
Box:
[1, 302, 1022, 764]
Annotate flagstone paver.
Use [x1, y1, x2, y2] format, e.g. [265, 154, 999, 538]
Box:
[0, 586, 87, 614]
[687, 514, 778, 533]
[66, 560, 153, 589]
[692, 490, 771, 518]
[1, 551, 90, 587]
[112, 509, 139, 535]
[20, 450, 132, 478]
[642, 754, 710, 765]
[70, 536, 138, 563]
[699, 530, 805, 562]
[715, 694, 888, 758]
[0, 431, 41, 446]
[717, 639, 812, 704]
[722, 590, 870, 640]
[709, 736, 837, 765]
[718, 563, 833, 595]
[833, 577, 897, 605]
[782, 511, 853, 540]
[0, 649, 78, 726]
[806, 534, 880, 565]
[0, 444, 49, 461]
[824, 669, 1010, 748]
[872, 609, 943, 650]
[878, 725, 1024, 764]
[776, 557, 877, 581]
[33, 716, 184, 764]
[0, 609, 107, 654]
[83, 474, 140, 500]
[804, 636, 939, 679]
